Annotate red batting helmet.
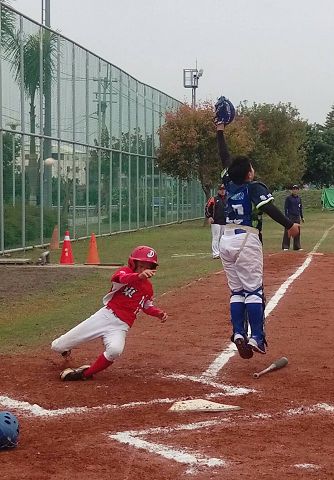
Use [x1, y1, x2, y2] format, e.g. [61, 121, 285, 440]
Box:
[128, 246, 158, 270]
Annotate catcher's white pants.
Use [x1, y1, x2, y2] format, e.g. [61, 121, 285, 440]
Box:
[219, 229, 263, 303]
[211, 224, 225, 257]
[51, 307, 129, 361]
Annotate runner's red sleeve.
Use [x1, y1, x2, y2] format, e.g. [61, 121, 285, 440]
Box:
[143, 305, 164, 318]
[111, 268, 140, 285]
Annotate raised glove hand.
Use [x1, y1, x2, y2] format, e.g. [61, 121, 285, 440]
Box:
[214, 96, 236, 126]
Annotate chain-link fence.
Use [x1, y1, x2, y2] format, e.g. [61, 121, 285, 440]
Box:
[0, 3, 204, 253]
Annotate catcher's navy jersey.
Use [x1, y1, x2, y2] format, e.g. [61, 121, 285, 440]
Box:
[223, 178, 273, 227]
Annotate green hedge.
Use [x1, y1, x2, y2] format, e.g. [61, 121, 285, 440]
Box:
[4, 204, 67, 248]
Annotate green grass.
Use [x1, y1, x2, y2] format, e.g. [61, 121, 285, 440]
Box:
[1, 208, 334, 352]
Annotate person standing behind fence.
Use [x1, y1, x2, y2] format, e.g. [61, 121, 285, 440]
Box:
[282, 185, 304, 251]
[205, 184, 226, 259]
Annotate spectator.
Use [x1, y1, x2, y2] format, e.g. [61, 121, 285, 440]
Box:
[205, 184, 226, 259]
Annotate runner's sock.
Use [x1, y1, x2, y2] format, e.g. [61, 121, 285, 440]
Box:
[83, 353, 113, 378]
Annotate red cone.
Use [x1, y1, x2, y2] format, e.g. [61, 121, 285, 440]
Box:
[50, 224, 59, 250]
[60, 230, 74, 265]
[86, 233, 100, 265]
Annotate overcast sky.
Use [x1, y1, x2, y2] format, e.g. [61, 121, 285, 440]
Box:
[11, 0, 334, 124]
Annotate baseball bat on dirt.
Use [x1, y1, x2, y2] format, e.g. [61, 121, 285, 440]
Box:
[253, 357, 288, 379]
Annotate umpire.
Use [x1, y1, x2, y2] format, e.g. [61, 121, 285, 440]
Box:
[205, 184, 226, 259]
[282, 185, 304, 251]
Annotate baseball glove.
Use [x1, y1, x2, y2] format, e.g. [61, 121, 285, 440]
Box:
[214, 96, 235, 125]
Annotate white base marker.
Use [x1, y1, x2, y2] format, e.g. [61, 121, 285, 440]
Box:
[169, 399, 241, 412]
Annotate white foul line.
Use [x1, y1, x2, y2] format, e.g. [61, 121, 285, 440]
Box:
[0, 395, 183, 418]
[202, 225, 334, 378]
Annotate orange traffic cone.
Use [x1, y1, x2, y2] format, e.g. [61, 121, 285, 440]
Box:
[50, 225, 59, 250]
[86, 233, 100, 265]
[60, 230, 74, 265]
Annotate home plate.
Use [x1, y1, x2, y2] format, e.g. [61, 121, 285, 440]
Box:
[169, 399, 241, 412]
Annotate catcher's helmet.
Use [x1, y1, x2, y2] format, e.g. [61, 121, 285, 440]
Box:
[0, 411, 19, 449]
[214, 96, 235, 125]
[128, 246, 158, 270]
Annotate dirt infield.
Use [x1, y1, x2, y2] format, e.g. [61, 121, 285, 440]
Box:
[1, 252, 334, 479]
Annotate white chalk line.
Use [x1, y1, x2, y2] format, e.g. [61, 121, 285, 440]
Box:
[294, 463, 320, 470]
[108, 402, 334, 475]
[202, 224, 334, 378]
[163, 373, 254, 396]
[171, 252, 210, 258]
[0, 390, 246, 418]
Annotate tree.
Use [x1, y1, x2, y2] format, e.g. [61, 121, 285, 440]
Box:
[2, 132, 21, 202]
[0, 1, 15, 44]
[324, 105, 334, 129]
[238, 102, 307, 190]
[157, 103, 254, 200]
[303, 124, 334, 187]
[5, 29, 58, 204]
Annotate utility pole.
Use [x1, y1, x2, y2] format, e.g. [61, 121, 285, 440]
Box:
[42, 0, 53, 207]
[93, 75, 111, 147]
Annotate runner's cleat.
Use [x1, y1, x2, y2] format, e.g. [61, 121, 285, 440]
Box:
[60, 365, 91, 381]
[61, 350, 71, 359]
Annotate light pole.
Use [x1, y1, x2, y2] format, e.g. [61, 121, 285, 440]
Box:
[183, 67, 203, 108]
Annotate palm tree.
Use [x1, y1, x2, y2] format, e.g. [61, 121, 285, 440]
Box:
[5, 27, 57, 203]
[0, 1, 15, 43]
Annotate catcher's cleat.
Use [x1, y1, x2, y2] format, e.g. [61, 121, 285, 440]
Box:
[248, 337, 266, 354]
[61, 350, 71, 359]
[233, 334, 253, 359]
[60, 365, 91, 381]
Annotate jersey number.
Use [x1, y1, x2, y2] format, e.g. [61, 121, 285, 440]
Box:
[232, 204, 244, 216]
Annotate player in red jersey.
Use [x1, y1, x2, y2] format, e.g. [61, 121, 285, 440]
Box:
[51, 246, 168, 381]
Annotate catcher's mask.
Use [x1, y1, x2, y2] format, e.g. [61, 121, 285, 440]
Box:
[0, 411, 19, 449]
[128, 246, 158, 270]
[215, 96, 235, 125]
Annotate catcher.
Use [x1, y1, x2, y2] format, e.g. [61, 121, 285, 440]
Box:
[214, 96, 300, 358]
[51, 246, 168, 381]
